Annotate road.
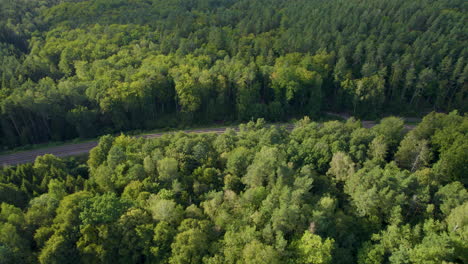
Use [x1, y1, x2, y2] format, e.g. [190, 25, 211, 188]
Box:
[0, 120, 415, 166]
[0, 127, 233, 166]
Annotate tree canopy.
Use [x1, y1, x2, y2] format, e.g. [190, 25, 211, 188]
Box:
[0, 112, 466, 263]
[0, 0, 466, 149]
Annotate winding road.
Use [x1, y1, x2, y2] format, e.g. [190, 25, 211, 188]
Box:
[0, 119, 415, 166]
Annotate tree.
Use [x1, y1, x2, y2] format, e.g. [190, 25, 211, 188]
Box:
[242, 240, 281, 264]
[243, 146, 285, 188]
[371, 117, 404, 155]
[147, 195, 183, 225]
[106, 145, 126, 170]
[0, 183, 27, 208]
[367, 136, 388, 163]
[327, 152, 355, 182]
[157, 157, 179, 183]
[79, 193, 129, 226]
[143, 156, 156, 176]
[0, 203, 31, 263]
[408, 222, 457, 264]
[342, 75, 385, 116]
[349, 127, 374, 163]
[170, 63, 213, 121]
[88, 135, 115, 170]
[395, 134, 432, 171]
[435, 182, 468, 217]
[344, 163, 411, 225]
[169, 219, 212, 264]
[226, 146, 253, 177]
[39, 192, 92, 264]
[433, 136, 468, 184]
[66, 106, 98, 138]
[271, 53, 323, 116]
[411, 68, 436, 107]
[151, 221, 176, 262]
[25, 194, 59, 229]
[293, 231, 334, 264]
[446, 202, 468, 243]
[116, 208, 154, 263]
[48, 179, 67, 200]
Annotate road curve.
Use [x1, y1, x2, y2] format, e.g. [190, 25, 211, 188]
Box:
[0, 121, 414, 166]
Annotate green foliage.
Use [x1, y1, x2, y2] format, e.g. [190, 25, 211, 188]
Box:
[0, 183, 28, 208]
[243, 146, 285, 188]
[147, 195, 183, 225]
[1, 0, 466, 149]
[293, 231, 334, 264]
[371, 117, 405, 154]
[169, 219, 213, 264]
[435, 182, 468, 217]
[157, 157, 179, 183]
[79, 193, 130, 226]
[327, 152, 355, 182]
[226, 146, 253, 177]
[241, 239, 281, 264]
[10, 0, 468, 243]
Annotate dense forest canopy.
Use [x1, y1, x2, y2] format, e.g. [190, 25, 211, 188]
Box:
[0, 0, 466, 149]
[0, 1, 466, 262]
[0, 112, 467, 263]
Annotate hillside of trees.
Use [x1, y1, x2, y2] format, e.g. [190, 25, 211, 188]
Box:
[0, 0, 467, 149]
[0, 112, 467, 263]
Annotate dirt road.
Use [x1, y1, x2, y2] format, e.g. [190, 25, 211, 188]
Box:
[0, 121, 414, 166]
[0, 127, 233, 166]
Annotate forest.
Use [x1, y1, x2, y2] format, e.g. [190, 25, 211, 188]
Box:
[0, 0, 467, 149]
[0, 0, 467, 263]
[0, 112, 467, 263]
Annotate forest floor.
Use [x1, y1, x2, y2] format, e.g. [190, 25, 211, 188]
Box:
[0, 118, 417, 166]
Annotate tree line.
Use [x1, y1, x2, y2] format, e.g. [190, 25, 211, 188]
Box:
[0, 0, 466, 149]
[0, 112, 467, 263]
